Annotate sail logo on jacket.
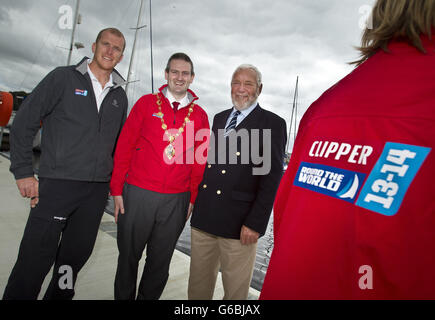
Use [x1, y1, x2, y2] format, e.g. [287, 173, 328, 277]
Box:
[74, 89, 88, 96]
[294, 162, 366, 203]
[295, 141, 430, 216]
[309, 141, 373, 165]
[356, 142, 430, 216]
[152, 112, 164, 119]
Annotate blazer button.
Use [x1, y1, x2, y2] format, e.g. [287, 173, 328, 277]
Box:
[221, 170, 226, 174]
[208, 164, 211, 168]
[216, 190, 222, 195]
[236, 152, 241, 156]
[203, 184, 207, 189]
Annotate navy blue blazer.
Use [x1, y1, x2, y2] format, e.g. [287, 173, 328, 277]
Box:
[191, 104, 287, 239]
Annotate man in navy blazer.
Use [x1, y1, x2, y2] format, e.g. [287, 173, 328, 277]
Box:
[188, 64, 287, 299]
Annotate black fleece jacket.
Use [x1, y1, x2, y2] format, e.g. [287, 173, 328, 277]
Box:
[10, 57, 128, 182]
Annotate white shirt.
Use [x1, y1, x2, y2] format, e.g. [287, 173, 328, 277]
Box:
[225, 101, 258, 129]
[166, 90, 190, 110]
[87, 60, 113, 112]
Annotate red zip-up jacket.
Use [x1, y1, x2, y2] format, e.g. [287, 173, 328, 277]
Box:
[260, 35, 435, 299]
[110, 85, 209, 203]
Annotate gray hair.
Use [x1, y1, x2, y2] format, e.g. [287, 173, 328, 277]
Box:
[231, 64, 262, 87]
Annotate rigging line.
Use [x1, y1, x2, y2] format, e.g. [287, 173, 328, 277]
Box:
[286, 77, 298, 153]
[19, 1, 68, 90]
[132, 19, 146, 103]
[291, 76, 299, 150]
[130, 32, 141, 105]
[128, 0, 145, 105]
[126, 0, 149, 107]
[130, 7, 140, 102]
[129, 30, 144, 108]
[293, 82, 298, 143]
[75, 12, 81, 45]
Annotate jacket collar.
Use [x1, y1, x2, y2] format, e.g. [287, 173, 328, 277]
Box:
[218, 104, 261, 130]
[75, 57, 127, 89]
[158, 84, 199, 105]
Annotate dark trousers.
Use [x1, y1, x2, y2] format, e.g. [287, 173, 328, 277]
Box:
[114, 184, 189, 300]
[2, 178, 109, 300]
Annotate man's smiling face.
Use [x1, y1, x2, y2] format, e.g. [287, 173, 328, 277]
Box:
[91, 30, 124, 72]
[165, 59, 195, 100]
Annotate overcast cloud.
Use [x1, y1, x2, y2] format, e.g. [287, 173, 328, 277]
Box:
[0, 0, 376, 150]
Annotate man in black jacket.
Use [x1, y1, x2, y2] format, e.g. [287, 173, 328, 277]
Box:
[188, 64, 287, 299]
[3, 28, 127, 300]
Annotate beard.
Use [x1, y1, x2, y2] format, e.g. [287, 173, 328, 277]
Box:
[231, 93, 258, 110]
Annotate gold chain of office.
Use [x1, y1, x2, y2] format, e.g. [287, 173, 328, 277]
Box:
[155, 93, 195, 160]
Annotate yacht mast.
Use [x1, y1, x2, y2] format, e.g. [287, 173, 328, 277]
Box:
[125, 0, 146, 99]
[66, 0, 80, 66]
[286, 76, 299, 154]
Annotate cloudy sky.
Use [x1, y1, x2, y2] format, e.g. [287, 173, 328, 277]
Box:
[0, 0, 375, 150]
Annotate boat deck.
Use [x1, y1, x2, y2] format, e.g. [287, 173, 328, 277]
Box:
[0, 155, 260, 300]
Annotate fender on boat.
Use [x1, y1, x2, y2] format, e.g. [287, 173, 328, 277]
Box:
[0, 91, 13, 127]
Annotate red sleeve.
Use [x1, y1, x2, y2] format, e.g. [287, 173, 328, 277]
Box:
[110, 97, 147, 195]
[189, 110, 210, 203]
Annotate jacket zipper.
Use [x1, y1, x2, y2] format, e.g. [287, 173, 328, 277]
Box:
[93, 88, 113, 180]
[99, 88, 114, 132]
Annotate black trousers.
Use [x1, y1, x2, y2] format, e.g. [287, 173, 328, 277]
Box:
[2, 178, 109, 300]
[114, 184, 189, 300]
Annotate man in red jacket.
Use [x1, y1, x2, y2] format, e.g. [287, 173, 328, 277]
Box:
[110, 53, 209, 300]
[260, 0, 435, 299]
